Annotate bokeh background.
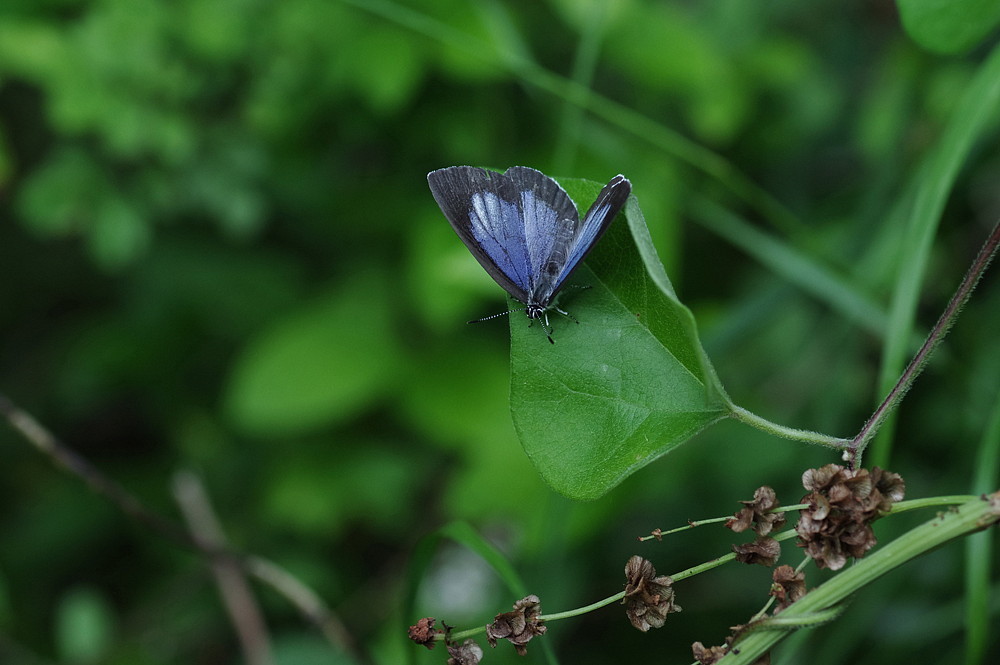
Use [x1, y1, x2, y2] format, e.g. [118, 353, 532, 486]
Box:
[1, 1, 998, 664]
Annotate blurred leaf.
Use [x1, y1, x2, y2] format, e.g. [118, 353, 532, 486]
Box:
[349, 25, 426, 113]
[0, 17, 65, 80]
[54, 586, 116, 664]
[690, 197, 890, 338]
[399, 340, 551, 519]
[176, 0, 252, 62]
[510, 178, 730, 500]
[88, 197, 151, 270]
[16, 147, 107, 236]
[606, 3, 748, 142]
[548, 0, 628, 35]
[178, 137, 268, 239]
[224, 271, 400, 436]
[406, 209, 500, 332]
[263, 443, 421, 536]
[897, 0, 1000, 54]
[272, 633, 358, 665]
[399, 340, 512, 446]
[134, 238, 305, 337]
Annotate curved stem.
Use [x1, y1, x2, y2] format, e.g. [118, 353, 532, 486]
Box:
[729, 405, 851, 450]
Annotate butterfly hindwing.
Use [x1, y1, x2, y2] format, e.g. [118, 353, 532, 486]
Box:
[502, 167, 582, 303]
[535, 173, 631, 304]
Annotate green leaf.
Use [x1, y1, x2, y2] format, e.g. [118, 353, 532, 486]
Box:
[16, 147, 107, 237]
[510, 178, 730, 500]
[224, 271, 399, 436]
[272, 633, 359, 665]
[897, 0, 1000, 54]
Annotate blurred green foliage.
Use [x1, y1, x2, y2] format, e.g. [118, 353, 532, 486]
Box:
[0, 1, 998, 664]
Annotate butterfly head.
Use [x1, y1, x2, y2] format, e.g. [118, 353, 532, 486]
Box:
[524, 302, 548, 321]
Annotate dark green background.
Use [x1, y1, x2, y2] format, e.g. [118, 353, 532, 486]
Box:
[1, 1, 998, 664]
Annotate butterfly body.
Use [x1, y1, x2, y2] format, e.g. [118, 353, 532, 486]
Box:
[428, 166, 631, 342]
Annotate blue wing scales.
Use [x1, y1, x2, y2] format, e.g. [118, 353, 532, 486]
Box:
[427, 166, 533, 302]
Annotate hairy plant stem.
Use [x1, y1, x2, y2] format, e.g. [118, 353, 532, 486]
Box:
[849, 218, 1000, 465]
[730, 218, 1000, 463]
[728, 405, 852, 451]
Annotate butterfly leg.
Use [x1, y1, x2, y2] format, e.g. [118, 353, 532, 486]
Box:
[551, 286, 590, 324]
[553, 305, 580, 324]
[541, 311, 555, 344]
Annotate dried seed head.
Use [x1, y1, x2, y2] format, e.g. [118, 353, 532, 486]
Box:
[692, 641, 730, 664]
[446, 639, 483, 665]
[770, 565, 807, 611]
[623, 555, 681, 631]
[486, 595, 547, 656]
[796, 465, 905, 570]
[727, 486, 786, 537]
[732, 536, 782, 566]
[407, 617, 440, 649]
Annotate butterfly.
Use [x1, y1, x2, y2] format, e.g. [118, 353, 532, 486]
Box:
[427, 165, 631, 343]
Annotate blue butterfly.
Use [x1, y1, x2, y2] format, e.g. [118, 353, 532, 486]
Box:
[428, 166, 631, 343]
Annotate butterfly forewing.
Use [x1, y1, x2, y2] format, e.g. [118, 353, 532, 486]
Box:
[428, 166, 532, 303]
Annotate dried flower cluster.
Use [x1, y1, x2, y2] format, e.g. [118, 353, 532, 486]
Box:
[623, 555, 681, 631]
[727, 486, 787, 567]
[769, 565, 806, 611]
[727, 486, 786, 536]
[796, 465, 905, 570]
[486, 595, 547, 656]
[732, 536, 782, 566]
[693, 639, 771, 665]
[446, 639, 483, 665]
[692, 641, 731, 664]
[407, 616, 442, 649]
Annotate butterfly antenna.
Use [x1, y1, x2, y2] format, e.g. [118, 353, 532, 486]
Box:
[468, 307, 526, 324]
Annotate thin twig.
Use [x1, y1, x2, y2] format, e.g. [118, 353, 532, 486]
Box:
[0, 393, 360, 661]
[0, 394, 194, 546]
[173, 471, 274, 665]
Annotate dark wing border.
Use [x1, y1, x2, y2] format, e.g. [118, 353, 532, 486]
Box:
[427, 166, 530, 303]
[548, 174, 631, 296]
